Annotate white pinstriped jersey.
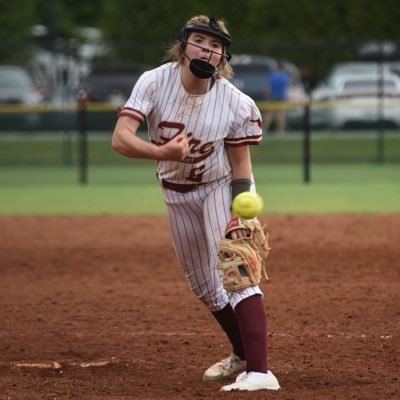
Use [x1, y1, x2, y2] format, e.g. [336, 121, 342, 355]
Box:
[120, 62, 263, 184]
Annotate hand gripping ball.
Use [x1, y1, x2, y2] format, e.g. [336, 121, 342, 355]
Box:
[232, 192, 264, 219]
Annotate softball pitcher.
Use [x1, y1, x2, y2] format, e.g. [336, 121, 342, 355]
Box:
[112, 15, 280, 392]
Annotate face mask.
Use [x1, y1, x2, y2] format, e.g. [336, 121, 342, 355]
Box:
[189, 58, 216, 79]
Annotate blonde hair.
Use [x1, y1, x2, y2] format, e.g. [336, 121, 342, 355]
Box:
[164, 15, 233, 80]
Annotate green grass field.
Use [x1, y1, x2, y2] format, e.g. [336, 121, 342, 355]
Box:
[0, 163, 399, 216]
[1, 132, 399, 215]
[1, 131, 400, 165]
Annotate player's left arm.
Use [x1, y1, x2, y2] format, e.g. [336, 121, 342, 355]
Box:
[226, 145, 253, 239]
[226, 145, 252, 182]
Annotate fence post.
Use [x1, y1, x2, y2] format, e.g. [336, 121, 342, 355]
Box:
[77, 90, 88, 185]
[377, 45, 385, 163]
[303, 100, 311, 183]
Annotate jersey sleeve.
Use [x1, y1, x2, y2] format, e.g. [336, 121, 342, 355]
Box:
[225, 96, 263, 146]
[117, 70, 157, 124]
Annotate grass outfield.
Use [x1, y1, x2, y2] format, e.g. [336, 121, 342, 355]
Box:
[0, 163, 399, 216]
[1, 131, 400, 165]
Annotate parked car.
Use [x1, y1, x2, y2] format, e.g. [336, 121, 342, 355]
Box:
[229, 54, 277, 100]
[82, 64, 152, 105]
[319, 62, 393, 89]
[0, 65, 45, 130]
[311, 71, 400, 129]
[229, 54, 307, 129]
[77, 64, 153, 131]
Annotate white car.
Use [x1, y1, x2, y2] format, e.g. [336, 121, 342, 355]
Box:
[311, 71, 400, 129]
[0, 65, 46, 129]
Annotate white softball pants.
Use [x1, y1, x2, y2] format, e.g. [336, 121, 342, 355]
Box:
[159, 175, 263, 312]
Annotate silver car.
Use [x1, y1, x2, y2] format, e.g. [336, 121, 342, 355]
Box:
[311, 70, 400, 129]
[0, 65, 45, 129]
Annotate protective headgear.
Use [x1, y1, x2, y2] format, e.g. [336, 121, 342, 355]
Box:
[178, 18, 232, 79]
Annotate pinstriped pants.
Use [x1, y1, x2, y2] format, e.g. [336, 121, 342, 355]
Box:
[159, 174, 263, 312]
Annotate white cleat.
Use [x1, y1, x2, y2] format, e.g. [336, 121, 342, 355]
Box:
[203, 353, 246, 382]
[220, 370, 281, 391]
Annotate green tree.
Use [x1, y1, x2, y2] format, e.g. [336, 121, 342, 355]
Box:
[2, 0, 399, 76]
[98, 0, 399, 67]
[0, 0, 36, 62]
[99, 0, 209, 64]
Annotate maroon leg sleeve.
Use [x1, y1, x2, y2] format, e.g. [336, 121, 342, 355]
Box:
[211, 304, 245, 360]
[234, 294, 268, 373]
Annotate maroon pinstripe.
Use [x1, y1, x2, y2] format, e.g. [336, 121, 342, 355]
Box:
[121, 61, 264, 311]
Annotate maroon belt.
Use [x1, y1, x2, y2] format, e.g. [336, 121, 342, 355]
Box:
[161, 179, 201, 193]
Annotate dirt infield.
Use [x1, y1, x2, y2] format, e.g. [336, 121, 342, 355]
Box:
[0, 215, 399, 400]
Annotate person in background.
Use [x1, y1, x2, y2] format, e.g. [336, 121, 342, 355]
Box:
[263, 61, 291, 134]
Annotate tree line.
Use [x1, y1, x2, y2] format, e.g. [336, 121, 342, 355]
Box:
[1, 0, 399, 80]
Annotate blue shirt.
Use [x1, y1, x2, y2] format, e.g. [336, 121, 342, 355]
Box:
[266, 71, 291, 101]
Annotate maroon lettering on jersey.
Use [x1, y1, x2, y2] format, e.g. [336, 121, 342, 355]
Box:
[157, 121, 185, 144]
[157, 121, 215, 164]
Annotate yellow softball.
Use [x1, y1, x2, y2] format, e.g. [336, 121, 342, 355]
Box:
[232, 192, 264, 219]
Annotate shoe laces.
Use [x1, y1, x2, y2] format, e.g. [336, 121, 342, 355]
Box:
[236, 371, 248, 382]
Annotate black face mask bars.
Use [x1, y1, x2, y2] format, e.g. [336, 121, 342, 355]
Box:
[182, 41, 231, 79]
[178, 19, 232, 79]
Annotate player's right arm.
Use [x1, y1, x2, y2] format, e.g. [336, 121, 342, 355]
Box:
[112, 116, 189, 161]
